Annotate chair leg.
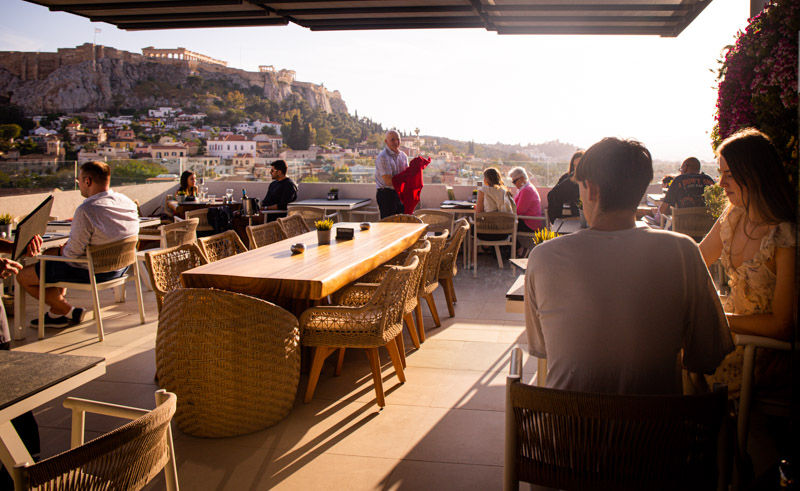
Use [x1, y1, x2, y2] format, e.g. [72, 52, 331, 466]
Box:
[364, 348, 386, 407]
[442, 278, 456, 317]
[385, 338, 406, 383]
[38, 270, 47, 340]
[395, 333, 406, 368]
[304, 346, 332, 403]
[473, 237, 478, 278]
[335, 348, 345, 376]
[449, 277, 458, 304]
[90, 281, 104, 342]
[415, 304, 426, 343]
[404, 312, 421, 349]
[133, 268, 146, 324]
[424, 293, 441, 328]
[494, 245, 504, 269]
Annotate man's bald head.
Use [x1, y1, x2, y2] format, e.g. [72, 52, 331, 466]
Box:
[384, 130, 401, 153]
[680, 157, 701, 174]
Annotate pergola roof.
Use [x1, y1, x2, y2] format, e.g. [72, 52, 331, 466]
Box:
[24, 0, 714, 37]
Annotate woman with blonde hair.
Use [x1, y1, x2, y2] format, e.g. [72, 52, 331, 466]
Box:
[699, 128, 796, 397]
[475, 167, 515, 242]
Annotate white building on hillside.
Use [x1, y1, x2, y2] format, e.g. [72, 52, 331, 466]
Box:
[207, 135, 256, 159]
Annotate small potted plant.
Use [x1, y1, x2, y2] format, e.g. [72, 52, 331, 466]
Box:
[176, 190, 187, 203]
[532, 229, 559, 247]
[315, 218, 334, 245]
[0, 213, 12, 238]
[703, 184, 728, 220]
[328, 187, 339, 200]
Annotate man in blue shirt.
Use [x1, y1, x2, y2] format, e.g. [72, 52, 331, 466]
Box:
[374, 130, 408, 218]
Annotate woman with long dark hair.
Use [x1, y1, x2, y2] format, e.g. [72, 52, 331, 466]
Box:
[700, 128, 796, 397]
[179, 170, 198, 197]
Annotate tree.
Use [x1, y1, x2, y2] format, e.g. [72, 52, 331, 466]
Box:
[261, 126, 277, 135]
[15, 138, 39, 155]
[0, 124, 22, 141]
[315, 127, 332, 146]
[225, 90, 246, 109]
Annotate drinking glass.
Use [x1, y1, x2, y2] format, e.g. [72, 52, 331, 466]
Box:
[225, 189, 234, 201]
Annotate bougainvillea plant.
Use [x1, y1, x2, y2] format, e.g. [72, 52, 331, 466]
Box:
[712, 0, 799, 181]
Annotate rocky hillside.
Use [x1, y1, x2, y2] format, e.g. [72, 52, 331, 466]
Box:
[0, 50, 347, 115]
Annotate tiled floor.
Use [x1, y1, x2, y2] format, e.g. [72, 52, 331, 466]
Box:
[8, 252, 531, 490]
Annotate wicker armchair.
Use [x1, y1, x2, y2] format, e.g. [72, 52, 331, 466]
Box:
[504, 347, 728, 491]
[12, 390, 178, 491]
[413, 209, 454, 235]
[300, 257, 419, 407]
[288, 206, 339, 230]
[196, 230, 248, 263]
[184, 208, 214, 236]
[139, 218, 199, 249]
[247, 221, 288, 249]
[438, 218, 470, 317]
[34, 236, 146, 341]
[277, 214, 311, 238]
[144, 243, 208, 314]
[671, 206, 716, 242]
[156, 288, 301, 438]
[414, 231, 448, 340]
[380, 214, 423, 224]
[333, 241, 431, 365]
[473, 211, 517, 278]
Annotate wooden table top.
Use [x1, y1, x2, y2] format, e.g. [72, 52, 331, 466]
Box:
[182, 222, 427, 301]
[289, 198, 371, 210]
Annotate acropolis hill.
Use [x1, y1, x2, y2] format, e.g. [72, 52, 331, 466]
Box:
[0, 43, 347, 115]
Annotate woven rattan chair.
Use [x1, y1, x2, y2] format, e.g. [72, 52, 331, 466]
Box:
[504, 347, 728, 491]
[156, 288, 301, 438]
[671, 206, 716, 241]
[438, 218, 470, 317]
[380, 214, 423, 224]
[414, 231, 448, 341]
[288, 206, 339, 230]
[300, 257, 419, 407]
[139, 218, 198, 249]
[333, 241, 431, 366]
[196, 230, 247, 263]
[35, 236, 146, 342]
[12, 389, 178, 491]
[144, 243, 207, 315]
[277, 214, 311, 238]
[246, 221, 288, 249]
[473, 211, 517, 278]
[184, 208, 214, 236]
[413, 209, 454, 235]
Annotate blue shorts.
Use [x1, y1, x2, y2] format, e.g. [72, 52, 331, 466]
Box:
[36, 260, 128, 284]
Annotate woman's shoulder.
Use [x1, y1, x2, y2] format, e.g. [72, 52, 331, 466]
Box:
[772, 221, 797, 249]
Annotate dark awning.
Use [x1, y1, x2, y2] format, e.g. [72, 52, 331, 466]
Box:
[23, 0, 714, 37]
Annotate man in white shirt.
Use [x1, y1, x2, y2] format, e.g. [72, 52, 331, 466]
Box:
[525, 137, 733, 395]
[17, 161, 139, 328]
[374, 130, 408, 218]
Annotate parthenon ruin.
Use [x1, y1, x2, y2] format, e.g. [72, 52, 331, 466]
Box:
[142, 47, 227, 67]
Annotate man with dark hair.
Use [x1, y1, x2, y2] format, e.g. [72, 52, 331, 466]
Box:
[262, 159, 297, 222]
[17, 161, 139, 328]
[525, 138, 733, 395]
[659, 157, 715, 216]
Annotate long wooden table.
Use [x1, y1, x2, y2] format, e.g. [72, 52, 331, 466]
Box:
[181, 222, 427, 308]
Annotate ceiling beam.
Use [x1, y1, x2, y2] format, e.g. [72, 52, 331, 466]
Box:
[118, 17, 288, 30]
[92, 10, 272, 22]
[497, 25, 672, 35]
[49, 0, 243, 12]
[275, 5, 473, 16]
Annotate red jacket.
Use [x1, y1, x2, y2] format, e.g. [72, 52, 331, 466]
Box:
[392, 156, 430, 215]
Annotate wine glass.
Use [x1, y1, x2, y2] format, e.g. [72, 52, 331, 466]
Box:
[225, 189, 234, 201]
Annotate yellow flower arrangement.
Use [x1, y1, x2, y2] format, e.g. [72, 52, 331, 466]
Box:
[314, 218, 334, 231]
[532, 228, 559, 246]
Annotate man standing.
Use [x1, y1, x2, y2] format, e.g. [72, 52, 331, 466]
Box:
[525, 138, 733, 394]
[374, 130, 408, 218]
[659, 157, 715, 216]
[262, 159, 297, 222]
[17, 161, 139, 328]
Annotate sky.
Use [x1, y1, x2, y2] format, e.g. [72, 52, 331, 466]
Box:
[1, 0, 751, 162]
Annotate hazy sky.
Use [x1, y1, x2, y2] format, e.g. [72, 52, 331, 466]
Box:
[1, 0, 750, 161]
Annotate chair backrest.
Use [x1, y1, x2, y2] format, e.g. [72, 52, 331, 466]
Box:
[368, 257, 419, 337]
[420, 230, 448, 294]
[439, 218, 470, 279]
[277, 214, 311, 238]
[184, 208, 213, 232]
[402, 240, 431, 312]
[671, 206, 716, 240]
[505, 347, 727, 491]
[380, 214, 423, 224]
[474, 211, 516, 236]
[413, 209, 454, 235]
[161, 218, 198, 248]
[15, 391, 177, 491]
[288, 206, 327, 230]
[156, 288, 300, 438]
[86, 236, 139, 274]
[247, 221, 288, 249]
[145, 243, 208, 314]
[197, 230, 248, 263]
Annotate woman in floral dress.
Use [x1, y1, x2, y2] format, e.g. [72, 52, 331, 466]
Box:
[699, 128, 796, 397]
